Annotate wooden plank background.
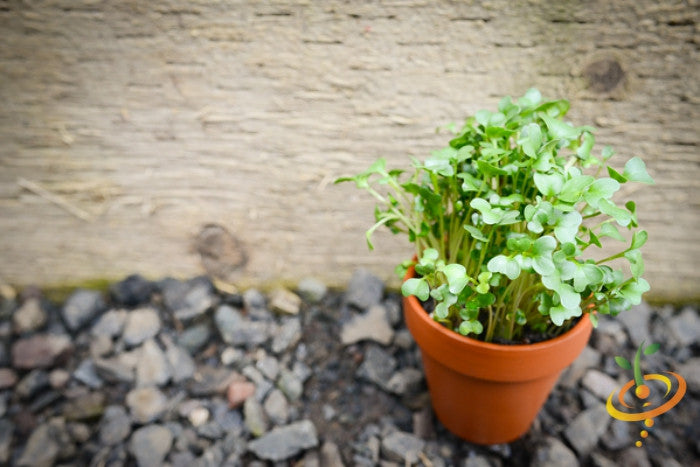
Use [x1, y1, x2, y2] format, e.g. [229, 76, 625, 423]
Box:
[0, 0, 698, 302]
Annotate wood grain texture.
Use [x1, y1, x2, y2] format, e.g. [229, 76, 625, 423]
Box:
[0, 0, 698, 301]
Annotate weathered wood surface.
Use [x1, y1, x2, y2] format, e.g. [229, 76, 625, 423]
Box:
[0, 1, 698, 301]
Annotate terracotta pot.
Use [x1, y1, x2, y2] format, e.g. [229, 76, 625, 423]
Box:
[403, 265, 593, 445]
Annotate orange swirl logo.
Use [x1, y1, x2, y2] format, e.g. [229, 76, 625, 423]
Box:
[605, 341, 687, 447]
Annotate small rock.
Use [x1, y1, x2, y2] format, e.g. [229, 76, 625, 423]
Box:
[618, 446, 652, 467]
[99, 405, 132, 446]
[247, 420, 318, 461]
[93, 355, 135, 384]
[269, 288, 302, 315]
[581, 369, 618, 400]
[126, 386, 168, 424]
[256, 354, 280, 381]
[122, 308, 161, 346]
[67, 422, 91, 443]
[0, 419, 13, 464]
[178, 323, 213, 354]
[358, 345, 397, 390]
[110, 274, 153, 307]
[531, 437, 579, 467]
[91, 309, 127, 338]
[463, 454, 493, 467]
[412, 406, 435, 440]
[215, 305, 269, 347]
[189, 366, 239, 397]
[679, 357, 700, 395]
[16, 369, 50, 399]
[601, 419, 632, 450]
[381, 431, 425, 464]
[164, 338, 195, 383]
[189, 406, 210, 427]
[13, 298, 47, 333]
[48, 368, 70, 389]
[297, 278, 327, 303]
[590, 452, 618, 467]
[560, 346, 601, 388]
[136, 339, 171, 387]
[563, 406, 610, 455]
[73, 359, 104, 388]
[89, 334, 113, 358]
[243, 288, 267, 310]
[221, 346, 245, 366]
[16, 418, 73, 467]
[263, 389, 289, 425]
[244, 397, 268, 437]
[12, 333, 73, 369]
[669, 307, 700, 346]
[346, 268, 384, 310]
[227, 380, 256, 408]
[62, 289, 105, 332]
[64, 391, 106, 421]
[129, 424, 173, 467]
[277, 368, 303, 401]
[272, 317, 302, 354]
[341, 304, 394, 346]
[0, 368, 17, 389]
[161, 277, 216, 322]
[243, 365, 274, 401]
[320, 441, 345, 467]
[617, 302, 652, 347]
[387, 368, 423, 396]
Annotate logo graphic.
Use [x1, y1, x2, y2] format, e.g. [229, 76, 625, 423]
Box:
[606, 341, 687, 447]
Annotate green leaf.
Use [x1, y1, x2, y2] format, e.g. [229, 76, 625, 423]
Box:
[554, 211, 583, 244]
[601, 146, 615, 161]
[487, 255, 521, 280]
[515, 309, 527, 325]
[476, 160, 509, 176]
[470, 198, 503, 225]
[615, 356, 632, 370]
[644, 343, 660, 355]
[476, 282, 490, 294]
[507, 236, 533, 253]
[424, 157, 454, 176]
[607, 166, 627, 184]
[518, 88, 542, 108]
[624, 249, 645, 278]
[497, 210, 521, 225]
[623, 157, 654, 184]
[443, 264, 468, 294]
[600, 222, 626, 242]
[401, 278, 430, 301]
[518, 123, 542, 158]
[584, 178, 620, 208]
[458, 319, 484, 336]
[598, 199, 633, 227]
[559, 175, 595, 203]
[422, 248, 439, 262]
[534, 172, 564, 197]
[576, 131, 595, 159]
[464, 225, 489, 242]
[557, 283, 581, 309]
[549, 304, 581, 326]
[533, 255, 555, 276]
[541, 114, 580, 141]
[619, 278, 650, 305]
[630, 230, 648, 250]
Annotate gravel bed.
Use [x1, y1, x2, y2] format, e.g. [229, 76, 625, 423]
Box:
[0, 270, 697, 466]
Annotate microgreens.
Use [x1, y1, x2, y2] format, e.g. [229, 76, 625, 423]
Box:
[336, 89, 654, 342]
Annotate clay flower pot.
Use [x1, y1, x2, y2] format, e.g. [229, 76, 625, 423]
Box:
[403, 266, 593, 445]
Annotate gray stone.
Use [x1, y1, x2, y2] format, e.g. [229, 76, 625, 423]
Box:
[669, 306, 700, 346]
[178, 322, 213, 354]
[99, 405, 132, 446]
[341, 304, 394, 346]
[560, 346, 601, 388]
[197, 420, 225, 440]
[244, 397, 269, 437]
[297, 278, 327, 303]
[243, 288, 267, 310]
[12, 333, 73, 369]
[272, 317, 302, 354]
[162, 277, 216, 321]
[48, 368, 70, 388]
[247, 420, 318, 461]
[91, 309, 127, 337]
[122, 307, 161, 346]
[581, 369, 618, 400]
[136, 339, 171, 387]
[110, 274, 153, 307]
[126, 386, 168, 424]
[198, 444, 225, 466]
[617, 302, 652, 347]
[590, 452, 618, 467]
[412, 406, 435, 440]
[292, 361, 312, 384]
[221, 346, 245, 366]
[256, 354, 280, 381]
[129, 424, 173, 467]
[679, 357, 700, 395]
[387, 368, 423, 395]
[618, 446, 652, 467]
[563, 406, 610, 455]
[601, 419, 632, 450]
[188, 366, 239, 397]
[74, 358, 104, 388]
[89, 334, 113, 357]
[62, 289, 105, 331]
[94, 355, 135, 384]
[242, 365, 274, 401]
[346, 268, 384, 310]
[13, 298, 47, 333]
[215, 305, 269, 347]
[463, 454, 493, 467]
[264, 389, 290, 426]
[0, 419, 13, 464]
[17, 418, 74, 467]
[358, 345, 397, 390]
[277, 368, 303, 401]
[164, 337, 196, 383]
[64, 391, 106, 422]
[531, 437, 579, 467]
[320, 441, 345, 467]
[269, 288, 302, 315]
[16, 369, 50, 399]
[227, 379, 256, 408]
[381, 431, 425, 464]
[0, 368, 17, 389]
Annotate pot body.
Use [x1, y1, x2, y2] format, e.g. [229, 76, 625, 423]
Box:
[403, 267, 593, 444]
